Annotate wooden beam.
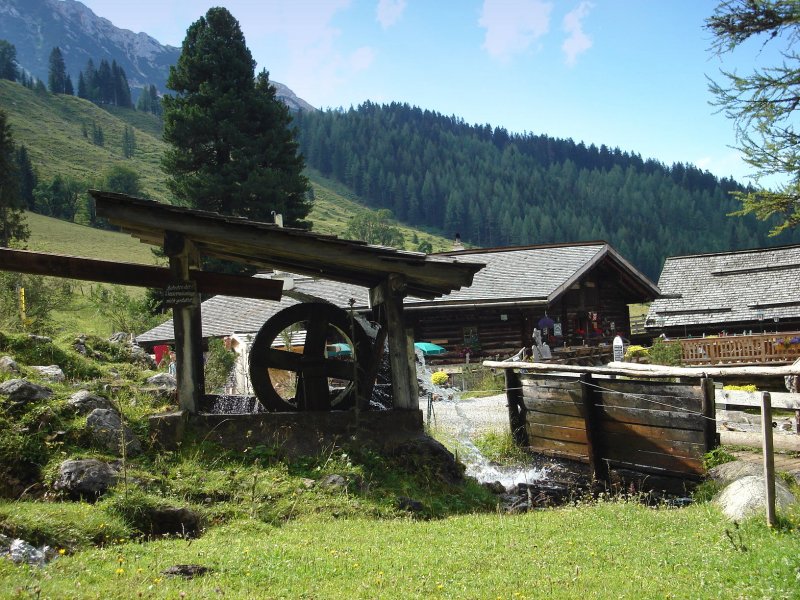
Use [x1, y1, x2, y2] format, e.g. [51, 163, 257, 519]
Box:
[166, 234, 204, 415]
[483, 360, 800, 378]
[0, 248, 282, 301]
[580, 373, 609, 484]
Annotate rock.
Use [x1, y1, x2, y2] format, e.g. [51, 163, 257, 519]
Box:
[27, 335, 51, 344]
[396, 496, 425, 513]
[517, 481, 575, 507]
[30, 365, 65, 383]
[317, 474, 348, 490]
[109, 332, 129, 343]
[73, 335, 87, 355]
[8, 539, 53, 566]
[0, 379, 53, 404]
[715, 475, 796, 521]
[53, 459, 118, 500]
[130, 344, 156, 369]
[146, 373, 177, 390]
[482, 480, 507, 494]
[708, 461, 764, 485]
[162, 564, 211, 578]
[85, 409, 142, 457]
[68, 390, 115, 415]
[0, 533, 11, 553]
[0, 356, 19, 374]
[147, 507, 202, 537]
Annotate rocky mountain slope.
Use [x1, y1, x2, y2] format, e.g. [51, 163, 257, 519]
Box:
[0, 0, 315, 110]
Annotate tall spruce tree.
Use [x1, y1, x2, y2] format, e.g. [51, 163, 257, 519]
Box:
[47, 47, 67, 94]
[162, 7, 310, 226]
[15, 145, 36, 210]
[0, 110, 28, 247]
[707, 0, 800, 234]
[0, 40, 17, 81]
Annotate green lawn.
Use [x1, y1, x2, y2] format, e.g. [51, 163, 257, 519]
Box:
[1, 503, 797, 599]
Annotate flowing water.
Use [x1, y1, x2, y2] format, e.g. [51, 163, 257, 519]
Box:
[416, 353, 546, 491]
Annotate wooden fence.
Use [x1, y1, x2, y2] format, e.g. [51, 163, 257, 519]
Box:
[505, 370, 716, 486]
[667, 332, 800, 366]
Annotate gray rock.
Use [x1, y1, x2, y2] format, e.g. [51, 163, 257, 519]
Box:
[130, 345, 156, 369]
[85, 409, 142, 457]
[317, 474, 348, 489]
[0, 533, 10, 553]
[109, 332, 129, 343]
[8, 539, 53, 566]
[0, 379, 53, 403]
[146, 373, 177, 390]
[0, 356, 19, 373]
[27, 335, 51, 344]
[708, 461, 764, 485]
[396, 496, 425, 513]
[715, 475, 796, 521]
[68, 390, 115, 415]
[53, 459, 118, 499]
[30, 365, 65, 383]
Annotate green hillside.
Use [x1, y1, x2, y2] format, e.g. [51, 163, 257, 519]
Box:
[2, 79, 452, 254]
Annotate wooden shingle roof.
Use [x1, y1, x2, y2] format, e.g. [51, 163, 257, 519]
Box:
[646, 244, 800, 329]
[138, 242, 659, 345]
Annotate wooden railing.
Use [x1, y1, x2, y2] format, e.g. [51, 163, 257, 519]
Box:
[667, 332, 800, 366]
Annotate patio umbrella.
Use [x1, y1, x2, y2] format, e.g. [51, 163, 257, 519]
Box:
[414, 342, 447, 356]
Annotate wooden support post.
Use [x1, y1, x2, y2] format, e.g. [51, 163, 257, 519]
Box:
[761, 391, 777, 527]
[580, 373, 609, 484]
[701, 377, 719, 451]
[165, 232, 204, 415]
[371, 274, 417, 410]
[505, 369, 528, 446]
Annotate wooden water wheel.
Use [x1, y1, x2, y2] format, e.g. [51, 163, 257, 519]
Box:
[248, 302, 373, 411]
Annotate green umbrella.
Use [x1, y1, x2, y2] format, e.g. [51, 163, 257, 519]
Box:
[414, 342, 447, 356]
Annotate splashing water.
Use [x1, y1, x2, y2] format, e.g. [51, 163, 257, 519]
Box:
[417, 357, 546, 491]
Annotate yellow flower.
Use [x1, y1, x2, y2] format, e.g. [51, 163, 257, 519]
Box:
[58, 548, 66, 556]
[115, 568, 125, 575]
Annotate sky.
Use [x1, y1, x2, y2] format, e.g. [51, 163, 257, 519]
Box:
[76, 0, 787, 184]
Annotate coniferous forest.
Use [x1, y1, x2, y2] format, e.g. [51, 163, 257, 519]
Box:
[295, 102, 800, 280]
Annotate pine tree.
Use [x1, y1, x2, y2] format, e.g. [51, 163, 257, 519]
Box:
[0, 110, 28, 247]
[15, 145, 36, 210]
[77, 72, 87, 99]
[64, 74, 74, 96]
[707, 0, 800, 234]
[0, 40, 17, 81]
[162, 7, 310, 226]
[47, 47, 67, 94]
[122, 125, 136, 158]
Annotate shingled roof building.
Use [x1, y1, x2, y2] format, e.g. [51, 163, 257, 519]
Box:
[139, 241, 658, 359]
[645, 244, 800, 338]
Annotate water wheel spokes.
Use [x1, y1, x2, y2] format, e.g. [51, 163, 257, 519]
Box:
[248, 302, 373, 411]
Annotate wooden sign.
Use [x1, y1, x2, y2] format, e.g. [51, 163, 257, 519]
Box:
[164, 282, 198, 308]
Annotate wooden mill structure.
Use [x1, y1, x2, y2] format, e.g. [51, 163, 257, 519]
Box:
[1, 192, 483, 427]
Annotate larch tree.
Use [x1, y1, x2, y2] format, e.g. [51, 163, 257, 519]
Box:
[161, 7, 310, 227]
[0, 110, 28, 247]
[707, 0, 800, 234]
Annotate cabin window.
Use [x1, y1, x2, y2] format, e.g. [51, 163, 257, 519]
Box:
[463, 326, 479, 346]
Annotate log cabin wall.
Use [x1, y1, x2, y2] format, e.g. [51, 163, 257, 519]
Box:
[408, 306, 531, 358]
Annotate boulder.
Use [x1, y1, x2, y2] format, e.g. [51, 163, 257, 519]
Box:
[130, 345, 156, 369]
[85, 409, 142, 457]
[0, 379, 53, 404]
[53, 459, 118, 500]
[708, 461, 764, 485]
[0, 356, 18, 374]
[8, 539, 52, 565]
[146, 373, 177, 390]
[389, 436, 464, 485]
[68, 390, 115, 415]
[317, 474, 348, 490]
[30, 365, 65, 383]
[109, 332, 129, 343]
[715, 475, 796, 521]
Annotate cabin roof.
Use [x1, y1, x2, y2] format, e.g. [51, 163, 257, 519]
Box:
[646, 244, 800, 329]
[138, 241, 659, 345]
[90, 191, 483, 300]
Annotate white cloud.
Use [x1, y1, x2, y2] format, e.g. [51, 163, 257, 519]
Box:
[562, 1, 593, 67]
[376, 0, 407, 29]
[479, 0, 553, 62]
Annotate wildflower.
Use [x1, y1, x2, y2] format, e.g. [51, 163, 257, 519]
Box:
[58, 549, 66, 556]
[116, 568, 125, 575]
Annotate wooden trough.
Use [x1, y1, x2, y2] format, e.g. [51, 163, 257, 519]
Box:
[487, 359, 800, 492]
